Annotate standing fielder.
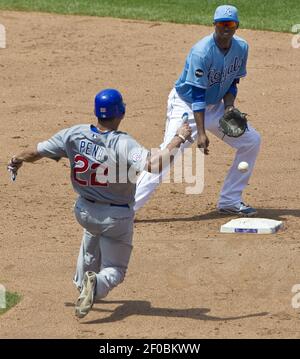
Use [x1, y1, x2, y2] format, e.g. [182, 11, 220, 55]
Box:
[7, 89, 191, 318]
[134, 5, 261, 216]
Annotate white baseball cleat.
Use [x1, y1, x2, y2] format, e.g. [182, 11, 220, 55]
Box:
[75, 271, 97, 319]
[218, 202, 257, 217]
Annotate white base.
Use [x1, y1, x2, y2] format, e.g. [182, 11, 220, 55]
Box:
[220, 218, 283, 234]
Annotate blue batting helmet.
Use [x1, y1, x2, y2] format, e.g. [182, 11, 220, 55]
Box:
[94, 89, 126, 120]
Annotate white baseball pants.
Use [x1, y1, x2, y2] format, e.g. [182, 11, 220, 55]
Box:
[134, 88, 261, 210]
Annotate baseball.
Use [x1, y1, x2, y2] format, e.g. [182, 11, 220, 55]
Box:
[238, 161, 249, 172]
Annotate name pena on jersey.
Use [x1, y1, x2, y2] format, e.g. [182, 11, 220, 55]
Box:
[79, 140, 107, 162]
[208, 56, 242, 87]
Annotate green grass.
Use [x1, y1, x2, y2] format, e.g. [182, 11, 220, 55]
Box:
[0, 0, 299, 32]
[0, 291, 21, 316]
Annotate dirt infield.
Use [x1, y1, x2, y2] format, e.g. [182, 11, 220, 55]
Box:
[1, 11, 300, 338]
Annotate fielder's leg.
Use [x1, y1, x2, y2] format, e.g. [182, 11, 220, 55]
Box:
[204, 102, 261, 209]
[134, 89, 196, 211]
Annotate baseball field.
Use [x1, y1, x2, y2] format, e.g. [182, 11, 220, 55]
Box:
[1, 1, 300, 339]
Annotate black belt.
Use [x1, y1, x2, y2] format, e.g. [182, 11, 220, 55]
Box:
[83, 197, 130, 208]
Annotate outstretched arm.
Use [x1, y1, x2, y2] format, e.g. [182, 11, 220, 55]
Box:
[7, 148, 43, 181]
[8, 129, 67, 179]
[7, 148, 43, 171]
[11, 148, 42, 164]
[146, 123, 192, 173]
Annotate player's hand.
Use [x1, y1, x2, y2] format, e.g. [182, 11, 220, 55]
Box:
[7, 157, 22, 181]
[224, 105, 235, 114]
[7, 156, 23, 171]
[197, 133, 210, 155]
[177, 122, 192, 142]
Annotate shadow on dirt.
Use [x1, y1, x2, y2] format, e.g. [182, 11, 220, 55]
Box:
[65, 300, 268, 324]
[134, 208, 300, 223]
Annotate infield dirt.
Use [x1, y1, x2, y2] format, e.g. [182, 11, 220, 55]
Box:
[1, 11, 300, 338]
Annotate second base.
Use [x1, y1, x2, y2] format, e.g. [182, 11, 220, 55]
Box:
[220, 218, 283, 234]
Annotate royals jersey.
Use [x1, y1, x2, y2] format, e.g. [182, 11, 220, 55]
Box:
[37, 124, 149, 205]
[175, 33, 248, 105]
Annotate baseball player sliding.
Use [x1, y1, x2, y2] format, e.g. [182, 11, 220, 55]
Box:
[134, 5, 261, 216]
[7, 89, 191, 318]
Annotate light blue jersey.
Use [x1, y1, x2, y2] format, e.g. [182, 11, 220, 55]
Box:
[175, 33, 248, 107]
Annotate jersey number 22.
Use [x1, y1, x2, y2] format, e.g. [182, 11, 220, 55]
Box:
[73, 154, 108, 187]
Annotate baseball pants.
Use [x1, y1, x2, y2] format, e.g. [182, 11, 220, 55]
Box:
[73, 197, 134, 301]
[134, 88, 261, 211]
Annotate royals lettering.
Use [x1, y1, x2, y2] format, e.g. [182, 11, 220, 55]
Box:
[208, 57, 243, 86]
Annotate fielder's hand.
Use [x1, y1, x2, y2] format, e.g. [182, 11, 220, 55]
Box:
[197, 133, 210, 155]
[219, 108, 248, 138]
[224, 105, 235, 114]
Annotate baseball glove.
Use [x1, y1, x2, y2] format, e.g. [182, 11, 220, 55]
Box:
[219, 108, 248, 138]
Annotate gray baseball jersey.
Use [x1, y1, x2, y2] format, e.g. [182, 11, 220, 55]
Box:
[37, 124, 149, 205]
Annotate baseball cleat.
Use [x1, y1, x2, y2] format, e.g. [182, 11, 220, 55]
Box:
[218, 202, 257, 217]
[75, 271, 97, 319]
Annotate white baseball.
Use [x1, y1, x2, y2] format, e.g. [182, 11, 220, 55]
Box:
[238, 161, 249, 173]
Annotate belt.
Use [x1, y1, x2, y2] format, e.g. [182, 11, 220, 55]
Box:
[83, 197, 130, 208]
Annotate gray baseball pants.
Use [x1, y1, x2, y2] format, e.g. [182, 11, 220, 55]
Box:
[73, 196, 134, 301]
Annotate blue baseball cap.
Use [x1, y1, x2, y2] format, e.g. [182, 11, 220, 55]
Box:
[214, 5, 239, 23]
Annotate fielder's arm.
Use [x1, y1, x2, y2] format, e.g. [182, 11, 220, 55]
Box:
[223, 79, 239, 112]
[223, 92, 235, 112]
[190, 85, 209, 155]
[194, 111, 209, 155]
